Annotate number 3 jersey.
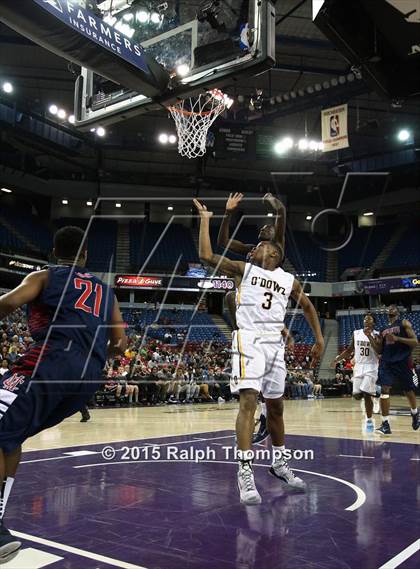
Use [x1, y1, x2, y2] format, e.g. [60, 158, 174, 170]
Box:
[235, 263, 294, 333]
[27, 265, 114, 367]
[353, 329, 379, 371]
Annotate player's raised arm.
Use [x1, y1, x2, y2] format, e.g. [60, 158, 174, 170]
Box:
[0, 270, 48, 318]
[108, 295, 128, 356]
[290, 279, 324, 366]
[193, 199, 245, 278]
[332, 337, 355, 368]
[263, 193, 286, 256]
[217, 193, 254, 256]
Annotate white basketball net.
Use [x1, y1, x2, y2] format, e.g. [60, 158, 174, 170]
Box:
[168, 89, 232, 159]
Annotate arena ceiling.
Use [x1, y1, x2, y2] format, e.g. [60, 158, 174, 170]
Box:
[0, 0, 419, 210]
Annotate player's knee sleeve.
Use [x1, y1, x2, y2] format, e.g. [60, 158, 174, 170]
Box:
[380, 394, 390, 399]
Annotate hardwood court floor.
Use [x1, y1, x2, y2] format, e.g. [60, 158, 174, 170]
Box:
[24, 396, 420, 452]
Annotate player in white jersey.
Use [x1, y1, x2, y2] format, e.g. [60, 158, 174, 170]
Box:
[334, 314, 380, 432]
[218, 192, 287, 443]
[194, 199, 324, 506]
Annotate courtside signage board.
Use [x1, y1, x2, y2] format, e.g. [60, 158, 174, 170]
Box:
[34, 0, 149, 73]
[115, 276, 163, 288]
[358, 276, 420, 294]
[114, 275, 235, 292]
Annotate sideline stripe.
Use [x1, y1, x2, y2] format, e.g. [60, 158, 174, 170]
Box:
[378, 539, 420, 569]
[338, 454, 375, 459]
[10, 531, 148, 569]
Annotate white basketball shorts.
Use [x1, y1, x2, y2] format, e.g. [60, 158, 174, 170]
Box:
[230, 330, 286, 399]
[352, 365, 378, 396]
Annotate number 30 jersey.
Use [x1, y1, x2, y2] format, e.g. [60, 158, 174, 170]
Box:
[235, 263, 294, 333]
[353, 329, 379, 371]
[27, 265, 115, 367]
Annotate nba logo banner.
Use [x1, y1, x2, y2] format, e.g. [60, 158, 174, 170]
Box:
[321, 104, 349, 152]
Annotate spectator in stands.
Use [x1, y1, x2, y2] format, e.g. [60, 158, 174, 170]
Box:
[0, 360, 9, 376]
[304, 372, 314, 397]
[313, 379, 322, 398]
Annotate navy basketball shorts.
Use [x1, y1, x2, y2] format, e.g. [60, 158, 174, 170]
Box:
[0, 345, 103, 453]
[377, 359, 416, 392]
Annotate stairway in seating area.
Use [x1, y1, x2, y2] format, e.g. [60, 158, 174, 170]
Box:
[115, 222, 131, 273]
[326, 250, 338, 282]
[211, 314, 232, 340]
[318, 319, 338, 379]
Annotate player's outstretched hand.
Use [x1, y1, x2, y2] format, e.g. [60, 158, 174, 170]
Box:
[310, 340, 324, 368]
[226, 192, 244, 212]
[193, 199, 213, 218]
[263, 193, 285, 212]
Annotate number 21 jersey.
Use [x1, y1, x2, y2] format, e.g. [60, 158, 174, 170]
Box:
[27, 265, 114, 367]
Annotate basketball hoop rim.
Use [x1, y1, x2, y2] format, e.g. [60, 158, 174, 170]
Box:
[167, 106, 219, 117]
[167, 88, 229, 117]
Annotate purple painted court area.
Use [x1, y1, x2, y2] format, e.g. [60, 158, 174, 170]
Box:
[7, 431, 420, 569]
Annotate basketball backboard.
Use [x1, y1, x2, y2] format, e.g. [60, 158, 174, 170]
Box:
[75, 0, 276, 129]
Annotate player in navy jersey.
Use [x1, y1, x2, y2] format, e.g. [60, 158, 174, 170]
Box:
[0, 226, 127, 563]
[218, 192, 286, 444]
[366, 305, 419, 435]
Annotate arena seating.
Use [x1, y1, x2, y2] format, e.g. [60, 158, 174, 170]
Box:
[383, 223, 420, 270]
[285, 231, 327, 281]
[286, 313, 323, 344]
[130, 221, 200, 270]
[338, 311, 420, 348]
[338, 224, 396, 276]
[1, 211, 418, 278]
[0, 205, 51, 255]
[0, 223, 26, 253]
[123, 308, 227, 342]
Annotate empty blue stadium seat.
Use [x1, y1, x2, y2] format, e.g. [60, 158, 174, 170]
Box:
[285, 314, 324, 344]
[130, 221, 199, 271]
[0, 205, 51, 255]
[338, 224, 397, 275]
[285, 231, 327, 281]
[123, 308, 227, 342]
[384, 223, 420, 269]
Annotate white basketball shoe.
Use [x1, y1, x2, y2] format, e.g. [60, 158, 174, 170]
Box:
[269, 458, 307, 490]
[237, 462, 262, 505]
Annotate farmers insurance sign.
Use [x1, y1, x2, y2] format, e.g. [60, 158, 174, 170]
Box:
[321, 104, 349, 152]
[35, 0, 149, 73]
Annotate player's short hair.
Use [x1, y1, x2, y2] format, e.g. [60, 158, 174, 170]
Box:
[365, 312, 376, 322]
[268, 240, 284, 265]
[53, 226, 87, 259]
